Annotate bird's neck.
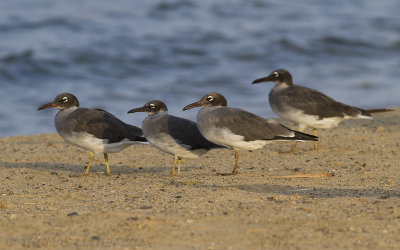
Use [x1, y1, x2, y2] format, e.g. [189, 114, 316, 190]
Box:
[148, 110, 168, 117]
[273, 81, 291, 91]
[56, 106, 78, 117]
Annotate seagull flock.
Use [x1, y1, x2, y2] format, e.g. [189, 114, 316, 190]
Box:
[38, 69, 392, 176]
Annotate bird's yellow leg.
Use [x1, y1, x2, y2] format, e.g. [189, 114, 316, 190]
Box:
[218, 149, 239, 176]
[231, 149, 239, 175]
[287, 141, 298, 153]
[172, 155, 177, 176]
[177, 158, 182, 177]
[283, 126, 304, 154]
[84, 152, 94, 176]
[313, 129, 318, 150]
[104, 153, 111, 176]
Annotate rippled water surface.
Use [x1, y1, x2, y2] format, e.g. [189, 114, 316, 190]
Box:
[0, 0, 399, 136]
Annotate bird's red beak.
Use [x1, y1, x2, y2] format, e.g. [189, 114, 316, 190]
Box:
[37, 102, 57, 110]
[182, 100, 203, 111]
[252, 75, 273, 84]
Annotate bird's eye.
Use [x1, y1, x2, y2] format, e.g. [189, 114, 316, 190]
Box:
[273, 72, 279, 77]
[149, 103, 155, 109]
[206, 96, 213, 102]
[62, 97, 68, 102]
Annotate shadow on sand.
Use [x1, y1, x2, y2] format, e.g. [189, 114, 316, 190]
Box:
[235, 183, 400, 199]
[2, 161, 399, 199]
[0, 161, 167, 175]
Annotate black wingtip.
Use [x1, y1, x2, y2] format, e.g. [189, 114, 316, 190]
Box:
[363, 108, 394, 115]
[137, 136, 147, 142]
[294, 131, 318, 141]
[274, 130, 318, 141]
[273, 124, 318, 141]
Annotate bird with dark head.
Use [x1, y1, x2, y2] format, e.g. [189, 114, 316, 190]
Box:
[182, 92, 227, 110]
[128, 100, 168, 115]
[252, 69, 393, 152]
[38, 93, 80, 110]
[183, 92, 317, 175]
[252, 69, 293, 86]
[128, 100, 222, 177]
[38, 93, 146, 176]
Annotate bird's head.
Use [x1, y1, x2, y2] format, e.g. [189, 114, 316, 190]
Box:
[38, 93, 79, 110]
[128, 100, 168, 115]
[183, 92, 227, 111]
[252, 69, 293, 86]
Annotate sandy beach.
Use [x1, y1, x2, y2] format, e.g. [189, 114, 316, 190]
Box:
[1, 109, 400, 249]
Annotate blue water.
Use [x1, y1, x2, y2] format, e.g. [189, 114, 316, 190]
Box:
[0, 0, 399, 136]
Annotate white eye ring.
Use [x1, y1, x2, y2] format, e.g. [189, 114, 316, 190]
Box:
[206, 96, 213, 102]
[62, 97, 68, 102]
[149, 103, 155, 108]
[273, 72, 279, 77]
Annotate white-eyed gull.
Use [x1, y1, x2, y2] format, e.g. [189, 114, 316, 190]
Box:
[38, 93, 146, 175]
[128, 100, 222, 176]
[183, 92, 317, 175]
[252, 69, 392, 152]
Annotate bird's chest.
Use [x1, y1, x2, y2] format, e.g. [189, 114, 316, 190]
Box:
[143, 115, 187, 154]
[142, 114, 169, 140]
[196, 109, 237, 148]
[268, 88, 293, 114]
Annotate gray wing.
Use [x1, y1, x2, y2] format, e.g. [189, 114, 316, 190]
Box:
[59, 108, 145, 143]
[270, 85, 363, 118]
[167, 116, 222, 150]
[201, 107, 300, 142]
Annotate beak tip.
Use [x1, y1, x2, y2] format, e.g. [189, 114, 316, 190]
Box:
[252, 76, 270, 84]
[37, 102, 57, 110]
[182, 105, 195, 111]
[183, 100, 202, 111]
[127, 107, 144, 114]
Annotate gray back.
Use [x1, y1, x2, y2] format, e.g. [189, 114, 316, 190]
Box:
[270, 85, 362, 119]
[56, 108, 145, 143]
[198, 106, 296, 141]
[144, 113, 221, 150]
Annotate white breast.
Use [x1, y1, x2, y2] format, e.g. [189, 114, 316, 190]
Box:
[198, 125, 269, 150]
[275, 108, 371, 130]
[61, 132, 137, 154]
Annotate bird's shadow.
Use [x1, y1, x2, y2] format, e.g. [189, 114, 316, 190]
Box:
[0, 161, 167, 175]
[158, 180, 400, 199]
[234, 183, 400, 199]
[2, 161, 399, 199]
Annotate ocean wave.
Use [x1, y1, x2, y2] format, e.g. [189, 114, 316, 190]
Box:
[151, 0, 196, 11]
[0, 17, 81, 32]
[387, 40, 400, 50]
[1, 50, 34, 63]
[319, 36, 374, 48]
[0, 49, 68, 83]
